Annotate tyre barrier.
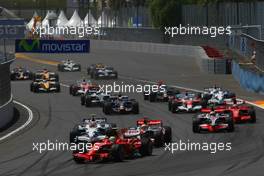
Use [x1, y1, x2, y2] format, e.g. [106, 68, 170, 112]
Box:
[0, 56, 14, 129]
[232, 60, 264, 94]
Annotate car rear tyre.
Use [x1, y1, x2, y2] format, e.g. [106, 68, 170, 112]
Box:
[140, 137, 153, 156]
[132, 103, 139, 114]
[103, 103, 112, 115]
[249, 109, 256, 123]
[111, 144, 124, 162]
[192, 120, 200, 133]
[149, 93, 156, 102]
[164, 126, 172, 143]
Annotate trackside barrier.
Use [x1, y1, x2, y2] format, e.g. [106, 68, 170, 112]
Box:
[232, 60, 264, 94]
[200, 58, 228, 74]
[91, 40, 229, 74]
[0, 56, 14, 129]
[0, 96, 14, 129]
[91, 39, 203, 58]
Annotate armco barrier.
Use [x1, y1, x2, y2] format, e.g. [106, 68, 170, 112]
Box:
[91, 40, 206, 58]
[0, 56, 14, 129]
[232, 60, 264, 94]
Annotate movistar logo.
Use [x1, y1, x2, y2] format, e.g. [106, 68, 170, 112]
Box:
[19, 39, 40, 51]
[16, 39, 89, 53]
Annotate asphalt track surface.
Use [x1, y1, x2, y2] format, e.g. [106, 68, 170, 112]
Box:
[1, 49, 264, 176]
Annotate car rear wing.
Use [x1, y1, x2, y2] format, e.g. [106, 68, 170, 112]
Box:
[34, 77, 57, 82]
[201, 107, 229, 113]
[82, 117, 107, 123]
[225, 98, 245, 105]
[136, 119, 162, 126]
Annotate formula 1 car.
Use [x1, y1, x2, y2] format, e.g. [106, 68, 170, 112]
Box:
[81, 89, 110, 107]
[30, 79, 60, 93]
[87, 63, 105, 75]
[168, 92, 205, 113]
[202, 87, 236, 106]
[73, 126, 153, 163]
[33, 69, 59, 82]
[90, 66, 118, 79]
[193, 110, 234, 133]
[102, 95, 139, 115]
[144, 81, 179, 102]
[57, 59, 81, 72]
[69, 116, 117, 144]
[135, 118, 172, 147]
[10, 67, 33, 80]
[201, 99, 256, 123]
[69, 80, 98, 96]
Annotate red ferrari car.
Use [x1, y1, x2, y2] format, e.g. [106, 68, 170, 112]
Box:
[72, 129, 153, 163]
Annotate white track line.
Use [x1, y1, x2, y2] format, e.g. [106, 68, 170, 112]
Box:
[119, 75, 264, 110]
[0, 101, 33, 141]
[60, 83, 70, 88]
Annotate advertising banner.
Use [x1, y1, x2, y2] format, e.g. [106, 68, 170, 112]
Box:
[15, 39, 90, 53]
[0, 19, 25, 39]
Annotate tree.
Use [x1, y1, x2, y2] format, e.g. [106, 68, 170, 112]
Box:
[149, 0, 181, 28]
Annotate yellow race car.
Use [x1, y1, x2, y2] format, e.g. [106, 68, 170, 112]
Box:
[30, 79, 60, 93]
[33, 69, 59, 82]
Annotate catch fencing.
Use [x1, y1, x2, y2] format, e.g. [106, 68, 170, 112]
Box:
[182, 2, 264, 39]
[228, 33, 264, 71]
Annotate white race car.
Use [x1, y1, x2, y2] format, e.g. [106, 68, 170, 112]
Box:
[90, 67, 118, 79]
[58, 60, 81, 72]
[69, 117, 117, 143]
[81, 89, 110, 107]
[202, 87, 236, 105]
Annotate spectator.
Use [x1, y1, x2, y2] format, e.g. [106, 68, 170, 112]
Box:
[251, 50, 256, 63]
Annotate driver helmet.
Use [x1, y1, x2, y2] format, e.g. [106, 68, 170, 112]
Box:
[89, 121, 96, 128]
[82, 79, 87, 84]
[43, 68, 48, 73]
[109, 136, 116, 142]
[140, 124, 148, 132]
[209, 106, 216, 115]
